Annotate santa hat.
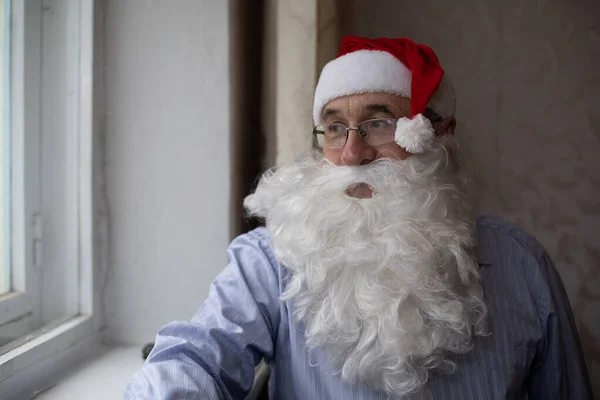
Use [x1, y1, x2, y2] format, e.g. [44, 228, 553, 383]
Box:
[313, 36, 456, 153]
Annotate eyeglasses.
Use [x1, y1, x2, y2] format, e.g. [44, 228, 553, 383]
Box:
[312, 118, 397, 149]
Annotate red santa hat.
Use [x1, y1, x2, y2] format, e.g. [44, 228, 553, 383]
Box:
[313, 36, 456, 153]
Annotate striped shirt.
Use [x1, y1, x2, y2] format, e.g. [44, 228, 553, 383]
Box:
[124, 215, 593, 399]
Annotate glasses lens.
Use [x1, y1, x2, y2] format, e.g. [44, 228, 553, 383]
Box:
[358, 119, 396, 146]
[314, 123, 347, 148]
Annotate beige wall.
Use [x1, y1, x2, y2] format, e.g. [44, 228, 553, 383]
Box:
[345, 0, 600, 395]
[264, 0, 343, 168]
[273, 0, 317, 166]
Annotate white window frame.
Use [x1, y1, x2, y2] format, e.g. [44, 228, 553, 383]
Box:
[0, 0, 43, 334]
[0, 0, 101, 397]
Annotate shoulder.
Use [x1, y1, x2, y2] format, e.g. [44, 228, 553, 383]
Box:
[229, 226, 276, 259]
[475, 217, 579, 347]
[475, 215, 562, 313]
[231, 226, 271, 244]
[475, 215, 558, 298]
[227, 227, 286, 288]
[476, 215, 550, 262]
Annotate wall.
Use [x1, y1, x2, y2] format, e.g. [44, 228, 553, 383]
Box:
[103, 0, 230, 345]
[271, 0, 317, 166]
[0, 0, 4, 294]
[346, 0, 600, 395]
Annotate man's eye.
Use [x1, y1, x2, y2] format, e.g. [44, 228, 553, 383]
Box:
[367, 120, 393, 130]
[326, 124, 345, 134]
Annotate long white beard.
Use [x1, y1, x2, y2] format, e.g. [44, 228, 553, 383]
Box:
[244, 136, 487, 397]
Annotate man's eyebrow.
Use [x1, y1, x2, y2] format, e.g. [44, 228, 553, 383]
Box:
[365, 104, 395, 116]
[321, 108, 342, 121]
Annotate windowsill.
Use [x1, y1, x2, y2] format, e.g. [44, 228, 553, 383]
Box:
[32, 343, 271, 400]
[34, 344, 144, 400]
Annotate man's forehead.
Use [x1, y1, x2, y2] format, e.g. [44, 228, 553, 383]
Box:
[321, 94, 410, 120]
[322, 103, 394, 117]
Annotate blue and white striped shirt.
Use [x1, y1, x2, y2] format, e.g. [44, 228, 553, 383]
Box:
[124, 215, 593, 399]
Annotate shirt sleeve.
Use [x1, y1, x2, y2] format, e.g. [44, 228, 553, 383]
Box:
[124, 229, 281, 400]
[527, 251, 594, 400]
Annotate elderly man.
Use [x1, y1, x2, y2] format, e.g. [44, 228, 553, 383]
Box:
[125, 37, 592, 399]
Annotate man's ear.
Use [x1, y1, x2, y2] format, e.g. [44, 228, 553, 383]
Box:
[435, 117, 456, 136]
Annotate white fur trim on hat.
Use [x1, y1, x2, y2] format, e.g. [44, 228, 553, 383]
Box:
[313, 50, 411, 125]
[313, 50, 456, 124]
[394, 114, 435, 154]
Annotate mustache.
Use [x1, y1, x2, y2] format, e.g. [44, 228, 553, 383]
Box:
[245, 137, 464, 221]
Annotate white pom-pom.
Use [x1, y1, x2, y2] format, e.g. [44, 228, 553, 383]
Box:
[394, 114, 435, 154]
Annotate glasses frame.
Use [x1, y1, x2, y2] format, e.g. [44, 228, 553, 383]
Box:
[312, 117, 398, 150]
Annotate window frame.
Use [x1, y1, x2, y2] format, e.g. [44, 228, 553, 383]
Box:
[0, 0, 42, 330]
[0, 0, 101, 395]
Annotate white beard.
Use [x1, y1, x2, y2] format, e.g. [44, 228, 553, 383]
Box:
[244, 136, 487, 398]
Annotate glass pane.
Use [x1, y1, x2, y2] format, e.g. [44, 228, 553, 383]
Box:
[0, 0, 8, 296]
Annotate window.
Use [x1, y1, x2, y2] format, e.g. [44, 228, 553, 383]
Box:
[0, 0, 44, 348]
[0, 0, 100, 395]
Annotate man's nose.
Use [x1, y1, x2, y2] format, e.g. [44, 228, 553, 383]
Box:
[339, 130, 376, 166]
